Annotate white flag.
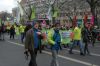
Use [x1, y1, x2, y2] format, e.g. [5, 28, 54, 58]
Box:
[16, 8, 20, 23]
[47, 5, 52, 20]
[18, 2, 24, 16]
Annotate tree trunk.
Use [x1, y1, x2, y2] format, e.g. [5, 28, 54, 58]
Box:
[91, 6, 98, 25]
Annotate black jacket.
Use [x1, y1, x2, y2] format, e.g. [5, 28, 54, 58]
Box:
[82, 28, 92, 42]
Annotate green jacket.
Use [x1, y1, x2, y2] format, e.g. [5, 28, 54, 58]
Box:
[47, 28, 55, 45]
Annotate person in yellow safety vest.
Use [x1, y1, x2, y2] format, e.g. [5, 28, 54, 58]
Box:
[69, 24, 84, 56]
[15, 25, 20, 35]
[20, 25, 25, 43]
[14, 25, 16, 30]
[19, 25, 24, 33]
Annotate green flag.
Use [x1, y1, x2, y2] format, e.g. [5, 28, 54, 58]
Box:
[31, 7, 36, 20]
[17, 1, 24, 16]
[53, 8, 58, 18]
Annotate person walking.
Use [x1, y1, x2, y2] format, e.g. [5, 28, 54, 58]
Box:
[47, 23, 61, 66]
[10, 25, 15, 39]
[25, 22, 42, 66]
[24, 24, 32, 37]
[91, 26, 98, 47]
[82, 24, 91, 55]
[69, 24, 84, 56]
[20, 24, 25, 43]
[1, 24, 5, 40]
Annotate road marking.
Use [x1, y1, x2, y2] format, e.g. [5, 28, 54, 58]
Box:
[6, 40, 99, 66]
[65, 49, 100, 57]
[93, 46, 100, 48]
[5, 36, 18, 39]
[7, 40, 24, 47]
[43, 51, 98, 66]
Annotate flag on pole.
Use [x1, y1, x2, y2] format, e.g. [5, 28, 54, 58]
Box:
[73, 16, 77, 27]
[17, 1, 25, 23]
[31, 7, 36, 20]
[53, 8, 58, 18]
[16, 8, 20, 23]
[18, 2, 24, 16]
[90, 15, 94, 25]
[83, 15, 88, 24]
[47, 5, 52, 20]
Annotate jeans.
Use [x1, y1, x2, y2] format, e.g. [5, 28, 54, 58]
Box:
[29, 48, 38, 66]
[69, 40, 84, 54]
[21, 33, 25, 43]
[10, 34, 14, 39]
[51, 50, 59, 66]
[84, 42, 90, 55]
[0, 32, 4, 40]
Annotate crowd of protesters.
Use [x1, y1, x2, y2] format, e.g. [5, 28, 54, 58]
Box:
[0, 21, 100, 66]
[23, 21, 99, 66]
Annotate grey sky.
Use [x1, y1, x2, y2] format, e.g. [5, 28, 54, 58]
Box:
[0, 0, 21, 13]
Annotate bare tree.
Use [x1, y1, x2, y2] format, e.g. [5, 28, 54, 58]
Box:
[0, 12, 11, 23]
[86, 0, 100, 25]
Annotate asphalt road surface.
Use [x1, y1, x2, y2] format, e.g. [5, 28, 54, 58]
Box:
[0, 35, 100, 66]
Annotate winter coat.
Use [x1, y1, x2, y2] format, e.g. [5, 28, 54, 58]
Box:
[82, 28, 91, 42]
[25, 28, 34, 51]
[47, 28, 61, 50]
[25, 28, 43, 51]
[10, 27, 15, 35]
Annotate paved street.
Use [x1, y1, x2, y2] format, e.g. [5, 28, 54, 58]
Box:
[0, 35, 100, 66]
[0, 0, 100, 66]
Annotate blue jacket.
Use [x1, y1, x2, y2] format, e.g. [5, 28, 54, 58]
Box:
[51, 29, 61, 50]
[33, 28, 39, 48]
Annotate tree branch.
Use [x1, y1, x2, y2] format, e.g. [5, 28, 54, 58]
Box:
[58, 0, 68, 9]
[17, 1, 29, 19]
[86, 0, 91, 5]
[27, 0, 32, 20]
[52, 0, 57, 7]
[95, 0, 99, 4]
